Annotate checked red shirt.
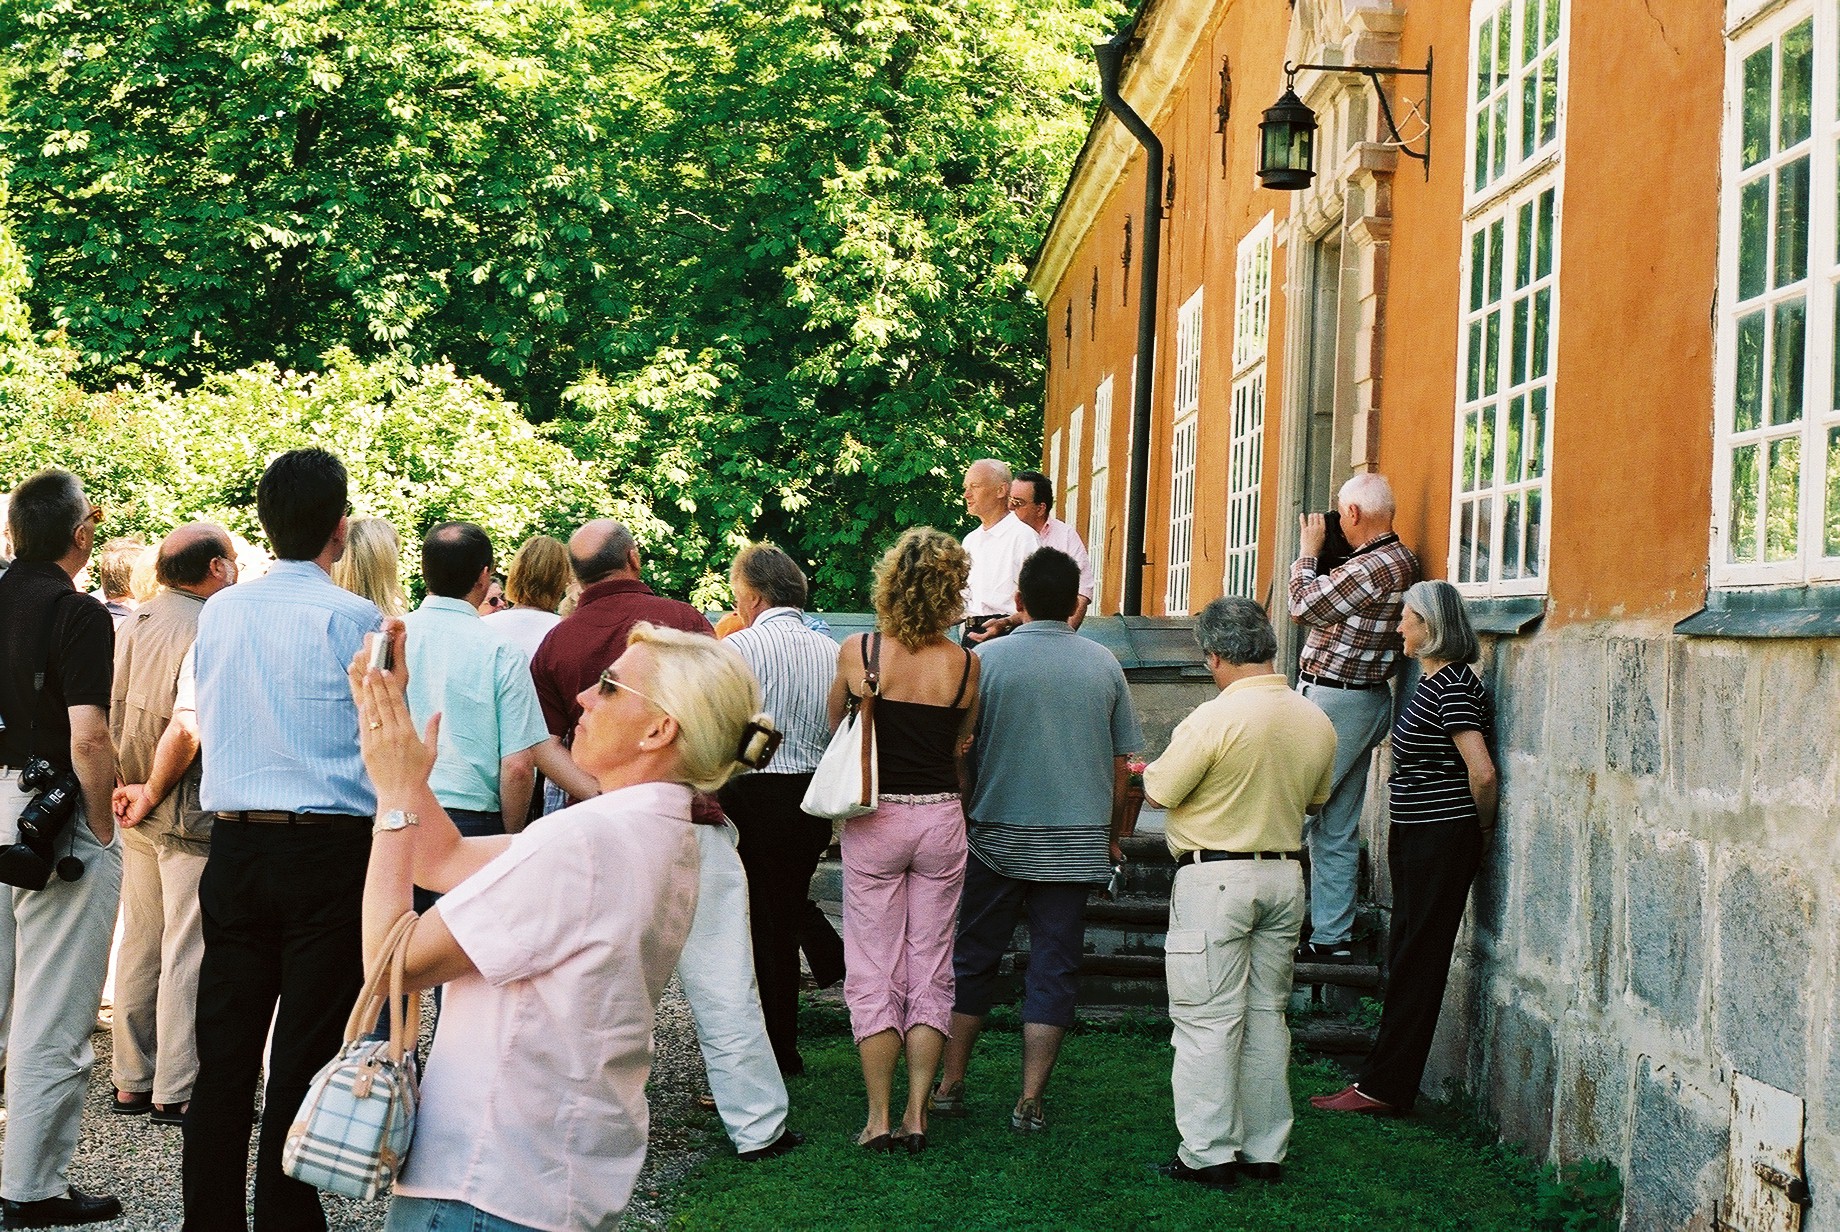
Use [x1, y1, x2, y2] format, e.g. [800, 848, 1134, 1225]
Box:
[1287, 532, 1420, 686]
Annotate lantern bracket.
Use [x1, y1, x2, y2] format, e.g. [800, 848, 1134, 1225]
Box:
[1284, 51, 1433, 180]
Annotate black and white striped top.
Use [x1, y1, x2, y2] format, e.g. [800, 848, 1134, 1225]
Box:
[1387, 663, 1493, 825]
[724, 608, 839, 776]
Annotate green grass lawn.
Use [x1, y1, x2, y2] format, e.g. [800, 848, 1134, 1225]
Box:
[667, 1012, 1539, 1231]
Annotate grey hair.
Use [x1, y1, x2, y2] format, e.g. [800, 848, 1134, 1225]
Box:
[1338, 472, 1396, 517]
[730, 542, 808, 610]
[1194, 596, 1277, 666]
[969, 458, 1014, 486]
[1403, 580, 1480, 665]
[6, 469, 86, 563]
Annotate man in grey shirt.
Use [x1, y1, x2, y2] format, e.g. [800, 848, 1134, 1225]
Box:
[931, 548, 1141, 1132]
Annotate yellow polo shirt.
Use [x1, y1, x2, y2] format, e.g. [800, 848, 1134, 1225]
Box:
[1145, 674, 1337, 857]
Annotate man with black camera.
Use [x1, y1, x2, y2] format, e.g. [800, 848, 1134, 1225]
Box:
[182, 450, 380, 1232]
[0, 468, 124, 1228]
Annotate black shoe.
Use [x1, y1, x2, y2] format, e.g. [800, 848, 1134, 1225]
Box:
[1298, 940, 1358, 963]
[1242, 1162, 1283, 1183]
[1153, 1157, 1239, 1190]
[150, 1102, 187, 1126]
[856, 1132, 896, 1153]
[3, 1188, 124, 1229]
[738, 1129, 805, 1162]
[903, 1132, 928, 1156]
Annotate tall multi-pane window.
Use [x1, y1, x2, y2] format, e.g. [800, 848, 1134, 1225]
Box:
[1714, 8, 1840, 583]
[1064, 405, 1083, 534]
[1089, 377, 1112, 608]
[1451, 0, 1566, 595]
[1226, 217, 1273, 600]
[1048, 428, 1064, 510]
[1166, 290, 1204, 614]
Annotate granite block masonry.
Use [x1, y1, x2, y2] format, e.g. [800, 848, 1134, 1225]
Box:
[1431, 629, 1838, 1231]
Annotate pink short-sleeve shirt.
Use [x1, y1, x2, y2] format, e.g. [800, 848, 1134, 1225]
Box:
[394, 781, 702, 1231]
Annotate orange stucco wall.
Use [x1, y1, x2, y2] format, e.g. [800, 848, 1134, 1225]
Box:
[1043, 0, 1728, 625]
[1044, 0, 1297, 616]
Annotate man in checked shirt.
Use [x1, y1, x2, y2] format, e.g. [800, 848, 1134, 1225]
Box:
[1288, 472, 1419, 963]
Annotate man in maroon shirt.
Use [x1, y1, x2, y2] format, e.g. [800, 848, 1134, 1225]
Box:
[529, 518, 802, 1163]
[530, 520, 713, 739]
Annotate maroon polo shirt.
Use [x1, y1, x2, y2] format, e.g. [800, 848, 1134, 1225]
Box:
[530, 576, 713, 741]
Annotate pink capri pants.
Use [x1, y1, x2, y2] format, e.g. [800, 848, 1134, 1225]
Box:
[839, 796, 968, 1042]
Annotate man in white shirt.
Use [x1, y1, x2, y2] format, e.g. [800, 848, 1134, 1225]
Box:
[1009, 471, 1093, 630]
[960, 458, 1038, 644]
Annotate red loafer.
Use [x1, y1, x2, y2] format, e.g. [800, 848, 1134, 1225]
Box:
[1309, 1084, 1397, 1115]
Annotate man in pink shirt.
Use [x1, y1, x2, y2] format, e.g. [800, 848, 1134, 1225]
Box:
[1009, 471, 1093, 630]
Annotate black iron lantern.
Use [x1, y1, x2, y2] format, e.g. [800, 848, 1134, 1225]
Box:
[1258, 79, 1318, 190]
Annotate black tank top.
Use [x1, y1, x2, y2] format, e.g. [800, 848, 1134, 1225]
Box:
[859, 634, 972, 794]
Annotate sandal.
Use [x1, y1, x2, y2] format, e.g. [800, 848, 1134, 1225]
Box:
[111, 1091, 152, 1116]
[1011, 1096, 1046, 1132]
[151, 1102, 188, 1126]
[929, 1081, 968, 1117]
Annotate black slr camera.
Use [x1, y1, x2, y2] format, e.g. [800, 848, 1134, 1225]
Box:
[0, 756, 85, 890]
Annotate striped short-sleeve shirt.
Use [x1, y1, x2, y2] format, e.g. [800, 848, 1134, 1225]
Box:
[1387, 663, 1493, 825]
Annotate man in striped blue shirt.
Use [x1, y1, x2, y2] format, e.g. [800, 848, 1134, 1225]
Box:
[932, 548, 1142, 1132]
[183, 449, 381, 1232]
[718, 544, 839, 1077]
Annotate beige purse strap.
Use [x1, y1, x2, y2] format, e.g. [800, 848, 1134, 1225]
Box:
[384, 917, 421, 1066]
[342, 911, 420, 1046]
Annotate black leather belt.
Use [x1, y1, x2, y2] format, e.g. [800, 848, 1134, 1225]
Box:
[1300, 672, 1384, 691]
[1182, 849, 1296, 864]
[216, 810, 370, 828]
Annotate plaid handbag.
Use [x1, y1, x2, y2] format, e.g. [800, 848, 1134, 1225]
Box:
[282, 910, 422, 1200]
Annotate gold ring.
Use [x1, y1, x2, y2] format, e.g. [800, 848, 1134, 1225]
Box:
[368, 721, 383, 731]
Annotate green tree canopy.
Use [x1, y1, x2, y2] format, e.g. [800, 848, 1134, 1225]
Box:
[1, 0, 1122, 606]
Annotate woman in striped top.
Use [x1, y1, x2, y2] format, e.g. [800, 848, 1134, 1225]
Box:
[1311, 580, 1498, 1117]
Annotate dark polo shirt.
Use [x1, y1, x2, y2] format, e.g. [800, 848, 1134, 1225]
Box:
[529, 577, 713, 740]
[0, 560, 114, 770]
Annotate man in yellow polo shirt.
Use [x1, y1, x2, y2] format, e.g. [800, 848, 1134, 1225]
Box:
[1143, 596, 1337, 1190]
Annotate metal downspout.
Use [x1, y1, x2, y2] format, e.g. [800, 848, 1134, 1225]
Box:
[1095, 32, 1161, 618]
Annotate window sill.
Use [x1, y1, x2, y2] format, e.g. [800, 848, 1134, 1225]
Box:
[1467, 597, 1547, 635]
[1675, 587, 1840, 638]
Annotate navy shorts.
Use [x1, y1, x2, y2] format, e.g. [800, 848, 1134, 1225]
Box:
[951, 850, 1090, 1026]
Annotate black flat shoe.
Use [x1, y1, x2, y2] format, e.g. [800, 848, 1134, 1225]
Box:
[904, 1132, 928, 1155]
[1153, 1157, 1239, 1190]
[738, 1129, 804, 1162]
[2, 1187, 124, 1229]
[150, 1103, 187, 1126]
[857, 1133, 895, 1153]
[109, 1092, 151, 1116]
[1242, 1161, 1282, 1183]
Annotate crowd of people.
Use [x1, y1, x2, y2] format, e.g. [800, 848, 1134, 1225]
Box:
[0, 449, 1500, 1228]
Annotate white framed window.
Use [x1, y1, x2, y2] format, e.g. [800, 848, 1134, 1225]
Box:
[1451, 0, 1567, 596]
[1225, 216, 1273, 600]
[1470, 0, 1564, 198]
[1064, 404, 1083, 533]
[1713, 7, 1840, 584]
[1089, 376, 1113, 609]
[1166, 289, 1204, 614]
[1048, 426, 1064, 508]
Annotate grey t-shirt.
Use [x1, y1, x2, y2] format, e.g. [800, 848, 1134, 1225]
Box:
[966, 621, 1143, 881]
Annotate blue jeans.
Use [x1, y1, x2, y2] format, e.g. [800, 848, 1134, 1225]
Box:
[1298, 681, 1394, 946]
[385, 1196, 545, 1232]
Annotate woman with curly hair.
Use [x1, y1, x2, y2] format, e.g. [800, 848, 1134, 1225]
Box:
[827, 526, 979, 1156]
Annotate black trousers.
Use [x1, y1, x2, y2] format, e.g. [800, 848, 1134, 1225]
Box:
[1358, 818, 1484, 1110]
[182, 820, 370, 1232]
[718, 772, 835, 1074]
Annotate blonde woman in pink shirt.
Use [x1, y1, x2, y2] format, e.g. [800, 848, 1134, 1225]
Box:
[348, 621, 779, 1232]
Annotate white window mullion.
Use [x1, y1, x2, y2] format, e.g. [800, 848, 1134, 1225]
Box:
[1090, 376, 1113, 608]
[1166, 290, 1204, 615]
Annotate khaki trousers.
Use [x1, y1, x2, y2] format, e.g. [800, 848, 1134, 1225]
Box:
[1166, 857, 1304, 1169]
[111, 834, 207, 1103]
[0, 773, 124, 1202]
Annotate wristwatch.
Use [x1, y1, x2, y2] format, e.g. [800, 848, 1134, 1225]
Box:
[373, 808, 419, 836]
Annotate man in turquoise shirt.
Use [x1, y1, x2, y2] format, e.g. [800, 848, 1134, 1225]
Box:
[403, 523, 596, 852]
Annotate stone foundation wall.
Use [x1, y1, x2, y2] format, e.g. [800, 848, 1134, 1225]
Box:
[1418, 627, 1840, 1231]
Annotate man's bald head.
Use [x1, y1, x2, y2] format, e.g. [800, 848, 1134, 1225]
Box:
[157, 521, 236, 594]
[569, 519, 639, 585]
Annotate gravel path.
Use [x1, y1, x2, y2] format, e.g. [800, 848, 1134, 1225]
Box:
[0, 982, 717, 1230]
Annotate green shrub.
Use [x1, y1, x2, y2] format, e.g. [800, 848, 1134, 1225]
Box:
[1533, 1159, 1623, 1232]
